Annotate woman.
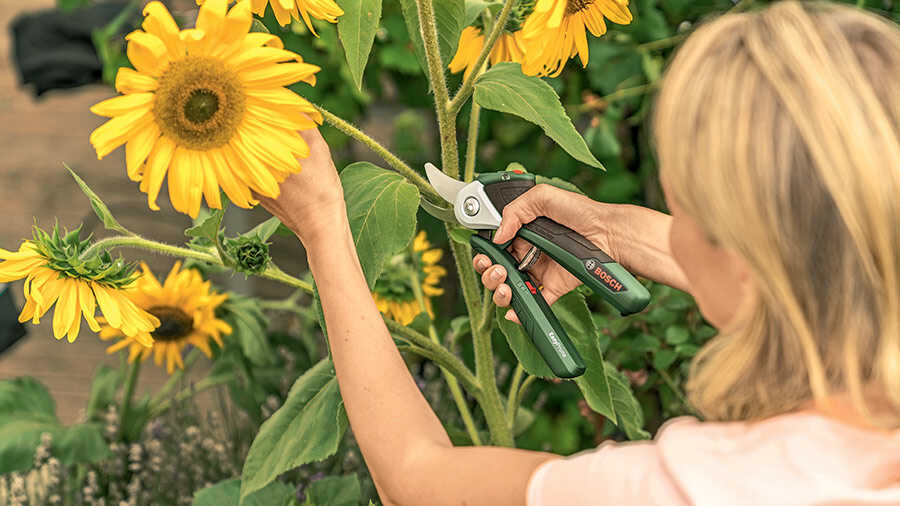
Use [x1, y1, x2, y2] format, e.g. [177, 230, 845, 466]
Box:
[259, 2, 900, 504]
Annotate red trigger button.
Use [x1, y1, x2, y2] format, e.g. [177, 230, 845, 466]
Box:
[511, 169, 524, 174]
[524, 280, 537, 294]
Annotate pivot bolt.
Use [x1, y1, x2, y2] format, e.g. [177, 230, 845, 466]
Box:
[463, 197, 480, 216]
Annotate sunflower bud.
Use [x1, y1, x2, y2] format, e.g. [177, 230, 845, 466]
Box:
[224, 236, 271, 275]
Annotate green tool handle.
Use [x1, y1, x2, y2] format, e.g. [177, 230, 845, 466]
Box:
[470, 235, 585, 379]
[517, 219, 650, 315]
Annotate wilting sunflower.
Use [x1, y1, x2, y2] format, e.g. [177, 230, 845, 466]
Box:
[372, 231, 446, 325]
[449, 27, 527, 80]
[0, 226, 159, 343]
[89, 0, 322, 219]
[99, 262, 232, 374]
[244, 0, 343, 33]
[521, 0, 632, 77]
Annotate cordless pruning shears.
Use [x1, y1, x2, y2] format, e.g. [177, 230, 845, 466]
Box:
[424, 163, 650, 379]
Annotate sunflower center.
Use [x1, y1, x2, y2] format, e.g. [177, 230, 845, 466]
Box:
[566, 0, 594, 14]
[147, 306, 194, 341]
[153, 56, 246, 151]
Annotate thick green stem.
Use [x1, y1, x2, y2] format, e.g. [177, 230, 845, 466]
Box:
[505, 363, 524, 427]
[314, 104, 443, 204]
[148, 375, 231, 418]
[463, 102, 482, 183]
[477, 289, 495, 335]
[149, 349, 202, 408]
[119, 358, 141, 436]
[416, 0, 459, 178]
[259, 265, 315, 293]
[447, 0, 516, 116]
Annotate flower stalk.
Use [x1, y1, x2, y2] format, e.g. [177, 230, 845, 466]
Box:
[119, 358, 141, 437]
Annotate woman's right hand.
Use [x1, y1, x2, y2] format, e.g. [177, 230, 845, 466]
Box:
[473, 184, 624, 322]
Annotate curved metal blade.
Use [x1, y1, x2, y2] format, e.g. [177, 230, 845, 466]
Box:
[425, 163, 466, 203]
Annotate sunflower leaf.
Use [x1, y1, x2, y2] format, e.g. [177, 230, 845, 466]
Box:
[239, 359, 347, 505]
[336, 0, 382, 91]
[194, 477, 294, 506]
[473, 63, 605, 169]
[65, 164, 130, 234]
[245, 217, 282, 242]
[305, 475, 361, 506]
[604, 362, 651, 440]
[341, 162, 419, 289]
[397, 0, 464, 72]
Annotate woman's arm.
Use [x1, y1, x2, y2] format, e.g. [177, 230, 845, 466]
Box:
[259, 130, 557, 506]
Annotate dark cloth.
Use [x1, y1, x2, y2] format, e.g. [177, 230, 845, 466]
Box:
[10, 3, 129, 97]
[0, 285, 26, 355]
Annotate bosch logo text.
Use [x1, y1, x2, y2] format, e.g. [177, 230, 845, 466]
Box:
[592, 265, 623, 292]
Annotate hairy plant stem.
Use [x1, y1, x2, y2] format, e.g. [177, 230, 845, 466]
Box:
[148, 375, 232, 418]
[447, 0, 516, 116]
[416, 0, 459, 178]
[119, 358, 141, 437]
[314, 104, 443, 204]
[464, 102, 482, 182]
[505, 363, 524, 427]
[478, 289, 495, 335]
[408, 254, 482, 445]
[515, 374, 537, 409]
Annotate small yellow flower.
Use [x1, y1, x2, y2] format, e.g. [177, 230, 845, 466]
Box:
[449, 26, 527, 80]
[521, 0, 632, 77]
[243, 0, 344, 32]
[0, 230, 159, 344]
[99, 262, 232, 374]
[372, 231, 446, 325]
[90, 0, 322, 219]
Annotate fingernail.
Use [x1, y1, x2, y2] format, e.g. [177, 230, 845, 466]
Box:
[491, 268, 503, 281]
[478, 258, 489, 269]
[504, 310, 514, 321]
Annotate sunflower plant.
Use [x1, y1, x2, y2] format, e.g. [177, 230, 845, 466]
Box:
[0, 0, 735, 503]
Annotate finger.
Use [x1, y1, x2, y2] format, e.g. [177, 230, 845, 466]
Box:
[504, 309, 521, 324]
[493, 284, 512, 307]
[481, 265, 507, 291]
[473, 254, 492, 274]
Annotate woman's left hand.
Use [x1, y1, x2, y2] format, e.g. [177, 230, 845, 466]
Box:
[255, 128, 348, 248]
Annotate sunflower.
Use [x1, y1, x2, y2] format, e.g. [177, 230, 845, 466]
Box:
[372, 231, 446, 325]
[449, 27, 527, 80]
[0, 228, 159, 344]
[521, 0, 632, 77]
[243, 0, 343, 33]
[89, 0, 322, 219]
[99, 262, 232, 374]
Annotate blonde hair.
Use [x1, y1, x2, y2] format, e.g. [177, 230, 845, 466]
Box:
[654, 1, 900, 426]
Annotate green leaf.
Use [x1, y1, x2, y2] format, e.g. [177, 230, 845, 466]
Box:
[553, 293, 616, 421]
[186, 208, 225, 243]
[0, 378, 110, 473]
[306, 475, 361, 506]
[664, 325, 690, 345]
[85, 365, 122, 421]
[240, 359, 348, 504]
[220, 294, 272, 366]
[448, 226, 476, 244]
[464, 0, 501, 26]
[496, 307, 555, 379]
[336, 0, 383, 91]
[652, 349, 678, 370]
[512, 406, 536, 436]
[474, 63, 604, 169]
[66, 165, 129, 234]
[604, 363, 650, 440]
[450, 315, 471, 338]
[397, 0, 464, 72]
[341, 162, 420, 288]
[194, 478, 295, 506]
[246, 217, 283, 242]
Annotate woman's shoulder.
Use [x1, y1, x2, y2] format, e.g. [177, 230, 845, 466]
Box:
[527, 412, 900, 506]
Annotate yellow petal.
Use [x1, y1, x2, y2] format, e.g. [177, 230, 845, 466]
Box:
[227, 46, 302, 71]
[196, 0, 227, 45]
[239, 62, 321, 88]
[52, 282, 78, 340]
[90, 93, 154, 118]
[421, 249, 443, 264]
[241, 32, 284, 49]
[199, 153, 222, 210]
[209, 148, 253, 208]
[77, 282, 100, 333]
[142, 2, 184, 56]
[220, 0, 252, 46]
[115, 67, 158, 94]
[143, 136, 176, 211]
[595, 0, 632, 25]
[125, 31, 170, 76]
[93, 283, 122, 330]
[125, 121, 160, 182]
[90, 108, 153, 159]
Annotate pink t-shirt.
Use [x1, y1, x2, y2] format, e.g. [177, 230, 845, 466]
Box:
[527, 412, 900, 505]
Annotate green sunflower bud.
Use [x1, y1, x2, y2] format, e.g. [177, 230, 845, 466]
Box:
[31, 224, 139, 288]
[224, 236, 271, 275]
